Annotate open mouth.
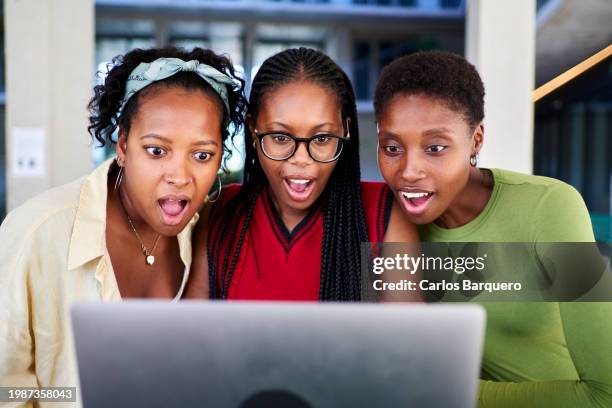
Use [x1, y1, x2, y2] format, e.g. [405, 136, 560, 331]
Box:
[283, 177, 315, 202]
[158, 197, 190, 227]
[399, 190, 434, 216]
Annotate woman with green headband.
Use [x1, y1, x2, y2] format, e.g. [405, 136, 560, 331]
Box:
[0, 47, 247, 403]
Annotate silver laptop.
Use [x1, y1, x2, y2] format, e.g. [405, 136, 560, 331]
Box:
[71, 302, 485, 408]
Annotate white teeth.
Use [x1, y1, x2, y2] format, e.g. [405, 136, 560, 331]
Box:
[401, 191, 431, 199]
[289, 179, 310, 184]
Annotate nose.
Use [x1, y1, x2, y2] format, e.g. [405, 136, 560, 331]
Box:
[400, 151, 426, 184]
[288, 141, 312, 166]
[165, 158, 193, 187]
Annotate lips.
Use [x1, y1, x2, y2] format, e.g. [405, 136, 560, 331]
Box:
[158, 196, 190, 226]
[283, 176, 315, 202]
[398, 189, 434, 216]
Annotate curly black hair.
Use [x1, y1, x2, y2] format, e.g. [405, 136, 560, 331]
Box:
[374, 51, 485, 129]
[87, 46, 248, 168]
[208, 47, 368, 301]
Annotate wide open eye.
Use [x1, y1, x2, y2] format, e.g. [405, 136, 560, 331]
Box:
[425, 145, 447, 154]
[193, 151, 213, 162]
[270, 134, 292, 144]
[382, 145, 403, 155]
[145, 146, 166, 157]
[312, 135, 332, 145]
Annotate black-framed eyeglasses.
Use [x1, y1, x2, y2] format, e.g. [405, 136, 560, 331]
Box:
[254, 119, 350, 163]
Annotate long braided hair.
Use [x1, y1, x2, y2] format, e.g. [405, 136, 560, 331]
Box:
[208, 47, 368, 301]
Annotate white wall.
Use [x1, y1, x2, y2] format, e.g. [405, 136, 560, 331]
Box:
[466, 0, 536, 174]
[4, 0, 95, 210]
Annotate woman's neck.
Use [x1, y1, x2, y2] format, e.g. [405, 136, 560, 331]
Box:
[435, 167, 494, 229]
[267, 189, 309, 233]
[107, 169, 159, 242]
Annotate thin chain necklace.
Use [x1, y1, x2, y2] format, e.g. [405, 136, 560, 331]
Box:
[125, 214, 161, 266]
[118, 191, 161, 266]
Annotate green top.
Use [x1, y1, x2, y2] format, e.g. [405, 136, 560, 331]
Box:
[418, 168, 612, 408]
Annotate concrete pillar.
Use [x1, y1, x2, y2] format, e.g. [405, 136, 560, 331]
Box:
[243, 22, 256, 94]
[4, 0, 95, 210]
[327, 26, 352, 81]
[465, 0, 535, 174]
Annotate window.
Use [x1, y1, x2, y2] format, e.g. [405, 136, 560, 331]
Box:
[352, 39, 419, 101]
[253, 25, 326, 67]
[534, 57, 612, 242]
[353, 0, 416, 6]
[353, 42, 371, 100]
[169, 21, 210, 50]
[252, 24, 327, 80]
[537, 0, 551, 12]
[352, 35, 462, 101]
[440, 0, 462, 8]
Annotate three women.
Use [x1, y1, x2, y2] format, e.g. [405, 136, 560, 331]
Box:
[1, 44, 608, 408]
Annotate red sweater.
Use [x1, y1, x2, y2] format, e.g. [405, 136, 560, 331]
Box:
[208, 182, 393, 300]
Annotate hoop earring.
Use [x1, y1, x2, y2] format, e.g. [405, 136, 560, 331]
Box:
[205, 175, 222, 203]
[470, 154, 479, 167]
[345, 117, 351, 139]
[114, 160, 124, 192]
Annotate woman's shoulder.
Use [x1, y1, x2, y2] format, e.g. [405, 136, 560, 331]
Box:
[492, 168, 575, 191]
[491, 168, 593, 241]
[359, 180, 392, 202]
[492, 168, 584, 206]
[360, 181, 394, 213]
[210, 183, 242, 212]
[360, 180, 387, 192]
[1, 157, 116, 236]
[206, 183, 249, 227]
[0, 178, 87, 281]
[1, 177, 84, 242]
[221, 183, 242, 199]
[359, 181, 396, 241]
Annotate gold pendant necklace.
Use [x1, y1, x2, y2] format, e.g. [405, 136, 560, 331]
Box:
[115, 164, 161, 266]
[117, 192, 161, 266]
[126, 214, 161, 266]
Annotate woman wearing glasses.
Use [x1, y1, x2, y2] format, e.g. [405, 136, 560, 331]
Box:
[186, 47, 418, 300]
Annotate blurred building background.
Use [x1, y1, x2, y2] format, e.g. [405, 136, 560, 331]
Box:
[92, 0, 467, 180]
[1, 0, 611, 241]
[534, 46, 611, 242]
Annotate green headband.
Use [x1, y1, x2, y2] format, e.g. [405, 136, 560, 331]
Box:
[118, 57, 234, 116]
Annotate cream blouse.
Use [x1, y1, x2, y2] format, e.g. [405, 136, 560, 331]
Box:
[0, 158, 198, 407]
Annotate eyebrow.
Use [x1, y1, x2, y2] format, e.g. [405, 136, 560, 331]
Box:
[140, 134, 172, 143]
[377, 130, 401, 139]
[422, 128, 455, 137]
[261, 121, 340, 132]
[140, 134, 219, 147]
[193, 140, 219, 147]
